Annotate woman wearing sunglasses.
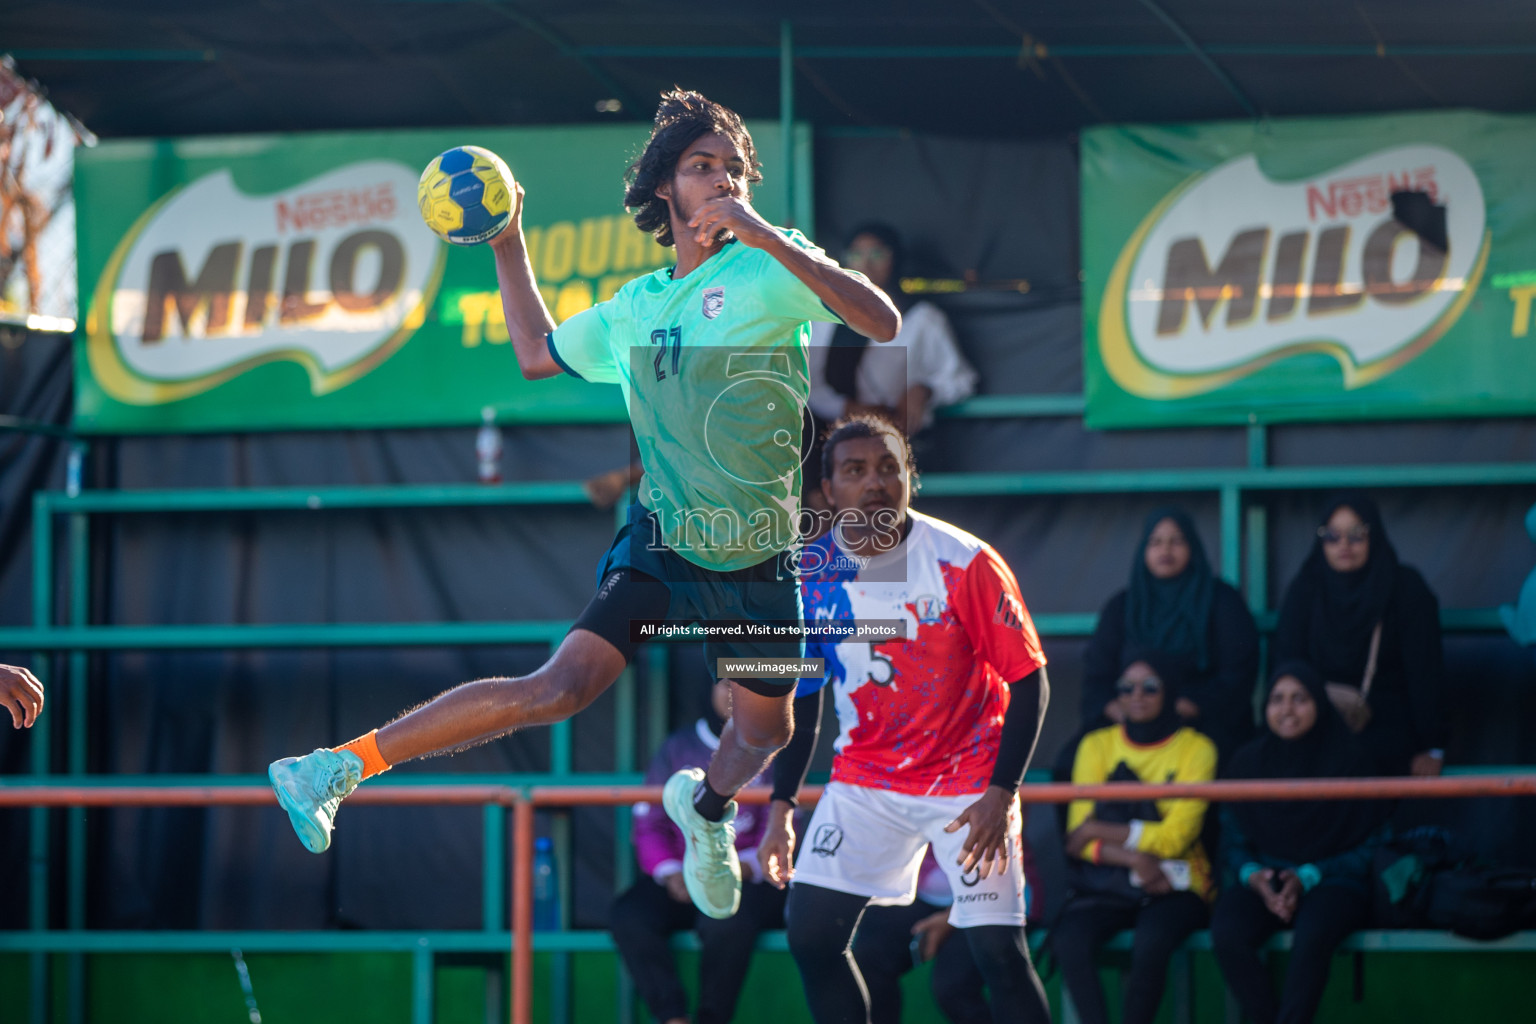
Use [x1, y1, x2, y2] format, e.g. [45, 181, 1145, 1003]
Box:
[1272, 492, 1448, 776]
[1053, 651, 1217, 1024]
[1211, 661, 1390, 1024]
[1079, 507, 1259, 765]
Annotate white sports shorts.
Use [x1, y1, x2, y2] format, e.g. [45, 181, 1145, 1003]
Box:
[791, 781, 1027, 928]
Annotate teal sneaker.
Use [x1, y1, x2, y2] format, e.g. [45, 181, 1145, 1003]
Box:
[269, 748, 364, 853]
[661, 767, 741, 919]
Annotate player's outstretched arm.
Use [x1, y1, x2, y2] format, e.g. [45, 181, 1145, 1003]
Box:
[686, 197, 901, 342]
[490, 183, 562, 380]
[1, 662, 44, 728]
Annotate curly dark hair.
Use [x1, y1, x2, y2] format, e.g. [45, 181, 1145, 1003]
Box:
[623, 88, 762, 248]
[820, 414, 920, 494]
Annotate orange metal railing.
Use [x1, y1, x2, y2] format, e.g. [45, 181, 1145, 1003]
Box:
[4, 773, 1535, 1024]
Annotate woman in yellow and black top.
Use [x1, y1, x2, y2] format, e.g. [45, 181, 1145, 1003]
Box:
[1053, 650, 1217, 1024]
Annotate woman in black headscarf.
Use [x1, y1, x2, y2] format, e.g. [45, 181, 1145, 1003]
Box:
[1053, 650, 1217, 1024]
[1211, 661, 1390, 1024]
[1080, 507, 1260, 762]
[1272, 492, 1447, 775]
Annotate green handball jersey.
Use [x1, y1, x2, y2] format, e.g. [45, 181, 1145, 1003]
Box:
[548, 228, 844, 572]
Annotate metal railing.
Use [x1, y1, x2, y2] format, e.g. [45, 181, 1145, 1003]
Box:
[4, 774, 1536, 1024]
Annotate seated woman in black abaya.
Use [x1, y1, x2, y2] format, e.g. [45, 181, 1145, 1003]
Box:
[1272, 492, 1448, 776]
[1212, 661, 1390, 1024]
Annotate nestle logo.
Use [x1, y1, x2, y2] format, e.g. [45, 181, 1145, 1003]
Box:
[1306, 166, 1439, 222]
[276, 184, 397, 233]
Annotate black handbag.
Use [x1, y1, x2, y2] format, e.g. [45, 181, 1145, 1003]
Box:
[1064, 761, 1163, 903]
[1373, 826, 1536, 940]
[1425, 864, 1536, 940]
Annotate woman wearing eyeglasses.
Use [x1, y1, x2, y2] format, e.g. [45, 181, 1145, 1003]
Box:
[1272, 492, 1447, 776]
[1211, 661, 1390, 1024]
[1079, 507, 1259, 765]
[1053, 651, 1217, 1024]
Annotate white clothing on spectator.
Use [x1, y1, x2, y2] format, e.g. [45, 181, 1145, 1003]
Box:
[806, 301, 977, 433]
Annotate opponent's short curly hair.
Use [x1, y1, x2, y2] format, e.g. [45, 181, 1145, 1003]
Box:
[624, 88, 762, 248]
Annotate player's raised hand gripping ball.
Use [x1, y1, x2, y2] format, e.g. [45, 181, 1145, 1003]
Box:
[418, 146, 515, 245]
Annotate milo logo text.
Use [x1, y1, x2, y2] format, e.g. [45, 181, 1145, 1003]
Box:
[1099, 145, 1489, 398]
[87, 162, 443, 404]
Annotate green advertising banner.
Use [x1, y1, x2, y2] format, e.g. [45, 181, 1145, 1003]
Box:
[1082, 110, 1536, 428]
[74, 122, 811, 433]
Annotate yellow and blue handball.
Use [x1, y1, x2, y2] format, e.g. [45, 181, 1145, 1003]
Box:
[417, 145, 514, 245]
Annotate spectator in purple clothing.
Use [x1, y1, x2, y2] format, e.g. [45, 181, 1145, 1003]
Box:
[611, 680, 787, 1024]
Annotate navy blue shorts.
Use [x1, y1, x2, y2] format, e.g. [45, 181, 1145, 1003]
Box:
[571, 504, 804, 696]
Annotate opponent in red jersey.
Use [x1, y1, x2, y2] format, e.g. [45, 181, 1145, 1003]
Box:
[761, 416, 1051, 1024]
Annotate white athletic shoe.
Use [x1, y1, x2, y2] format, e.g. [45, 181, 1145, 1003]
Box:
[269, 748, 364, 854]
[661, 767, 742, 919]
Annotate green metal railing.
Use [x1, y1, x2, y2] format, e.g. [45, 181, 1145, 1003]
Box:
[5, 770, 1534, 1024]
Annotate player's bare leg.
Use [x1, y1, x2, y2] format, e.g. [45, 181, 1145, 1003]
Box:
[270, 629, 626, 853]
[374, 629, 626, 764]
[663, 682, 794, 919]
[708, 683, 794, 795]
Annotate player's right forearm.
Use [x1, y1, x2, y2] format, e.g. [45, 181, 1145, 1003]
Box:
[755, 230, 899, 342]
[490, 228, 562, 379]
[989, 666, 1047, 792]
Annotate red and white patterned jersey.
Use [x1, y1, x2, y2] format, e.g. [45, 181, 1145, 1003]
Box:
[796, 509, 1045, 796]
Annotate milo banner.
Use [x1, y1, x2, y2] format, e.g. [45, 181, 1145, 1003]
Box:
[1082, 111, 1536, 428]
[74, 122, 809, 433]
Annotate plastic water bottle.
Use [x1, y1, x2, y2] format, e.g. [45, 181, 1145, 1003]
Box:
[66, 443, 84, 497]
[532, 836, 560, 931]
[475, 406, 502, 484]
